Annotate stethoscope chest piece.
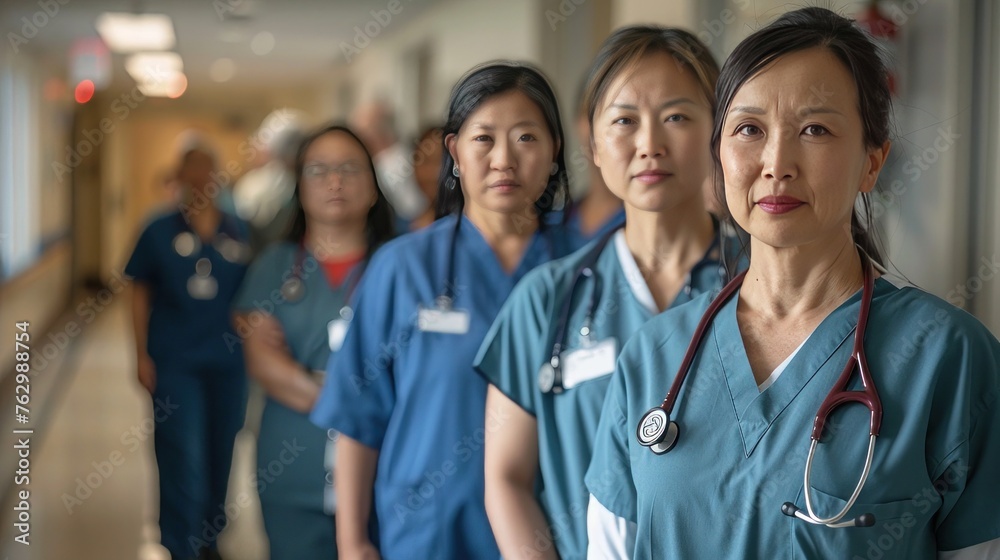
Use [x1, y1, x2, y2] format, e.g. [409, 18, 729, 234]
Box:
[537, 362, 561, 394]
[637, 407, 679, 455]
[281, 277, 305, 302]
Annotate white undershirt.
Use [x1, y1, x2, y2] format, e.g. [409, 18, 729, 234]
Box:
[613, 229, 658, 315]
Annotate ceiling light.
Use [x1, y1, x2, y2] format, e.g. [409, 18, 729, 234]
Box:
[125, 52, 183, 84]
[137, 72, 188, 98]
[96, 12, 175, 52]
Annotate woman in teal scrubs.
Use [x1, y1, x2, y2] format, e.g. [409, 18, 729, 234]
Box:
[586, 8, 1000, 559]
[310, 62, 571, 560]
[233, 125, 394, 559]
[476, 27, 742, 560]
[127, 142, 252, 560]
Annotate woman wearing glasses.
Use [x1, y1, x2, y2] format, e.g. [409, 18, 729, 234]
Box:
[233, 125, 394, 559]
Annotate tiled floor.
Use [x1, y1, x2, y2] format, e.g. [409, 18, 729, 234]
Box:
[1, 300, 269, 560]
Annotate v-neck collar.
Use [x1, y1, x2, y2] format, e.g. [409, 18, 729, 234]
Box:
[711, 278, 894, 457]
[458, 214, 547, 279]
[611, 222, 725, 314]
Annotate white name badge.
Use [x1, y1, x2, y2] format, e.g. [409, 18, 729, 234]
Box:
[417, 307, 470, 334]
[562, 338, 617, 389]
[328, 319, 349, 352]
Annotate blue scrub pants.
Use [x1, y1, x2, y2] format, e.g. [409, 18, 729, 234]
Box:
[152, 360, 247, 560]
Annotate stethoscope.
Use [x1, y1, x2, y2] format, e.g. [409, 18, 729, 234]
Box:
[172, 213, 250, 300]
[172, 213, 249, 261]
[539, 223, 728, 394]
[280, 244, 365, 323]
[433, 215, 569, 314]
[635, 253, 882, 528]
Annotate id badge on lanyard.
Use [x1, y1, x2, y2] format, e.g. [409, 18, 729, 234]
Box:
[417, 300, 470, 335]
[561, 337, 617, 389]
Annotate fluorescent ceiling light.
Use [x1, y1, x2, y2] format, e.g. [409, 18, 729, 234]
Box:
[137, 72, 188, 98]
[125, 52, 183, 84]
[96, 12, 175, 52]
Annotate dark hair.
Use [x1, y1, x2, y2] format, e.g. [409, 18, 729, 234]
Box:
[583, 26, 720, 128]
[287, 124, 395, 260]
[710, 7, 891, 265]
[436, 61, 569, 224]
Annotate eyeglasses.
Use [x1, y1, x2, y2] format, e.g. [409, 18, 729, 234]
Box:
[303, 162, 364, 182]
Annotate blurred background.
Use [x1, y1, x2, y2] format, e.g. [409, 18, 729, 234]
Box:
[0, 0, 997, 558]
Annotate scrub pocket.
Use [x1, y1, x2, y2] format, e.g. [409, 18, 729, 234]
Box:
[788, 487, 934, 559]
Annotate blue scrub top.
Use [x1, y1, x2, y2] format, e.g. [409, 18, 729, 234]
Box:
[586, 279, 1000, 558]
[310, 214, 567, 560]
[125, 210, 250, 366]
[475, 226, 741, 560]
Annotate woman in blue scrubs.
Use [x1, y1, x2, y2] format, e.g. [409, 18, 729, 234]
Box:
[127, 143, 251, 560]
[233, 125, 395, 559]
[586, 8, 1000, 559]
[476, 27, 741, 560]
[310, 62, 572, 560]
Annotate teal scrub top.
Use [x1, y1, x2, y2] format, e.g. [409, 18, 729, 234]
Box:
[310, 214, 569, 560]
[232, 241, 360, 513]
[475, 226, 741, 560]
[586, 279, 1000, 559]
[233, 241, 358, 372]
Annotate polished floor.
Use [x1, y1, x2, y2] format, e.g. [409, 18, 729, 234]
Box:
[1, 299, 270, 560]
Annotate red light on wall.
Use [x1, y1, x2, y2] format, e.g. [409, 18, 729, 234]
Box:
[74, 80, 95, 103]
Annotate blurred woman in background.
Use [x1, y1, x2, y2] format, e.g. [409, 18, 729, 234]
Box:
[407, 125, 444, 231]
[233, 125, 394, 559]
[126, 138, 251, 560]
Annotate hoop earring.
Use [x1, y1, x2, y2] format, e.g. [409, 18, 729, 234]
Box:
[550, 162, 559, 176]
[452, 164, 460, 177]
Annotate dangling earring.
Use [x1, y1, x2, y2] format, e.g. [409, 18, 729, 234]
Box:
[550, 162, 559, 176]
[452, 164, 460, 177]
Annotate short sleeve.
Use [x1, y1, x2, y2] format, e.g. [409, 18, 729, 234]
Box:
[934, 325, 1000, 550]
[124, 224, 159, 283]
[585, 354, 638, 523]
[474, 268, 554, 415]
[309, 249, 398, 450]
[232, 246, 283, 313]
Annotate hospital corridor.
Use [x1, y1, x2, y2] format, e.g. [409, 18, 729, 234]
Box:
[1, 1, 999, 559]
